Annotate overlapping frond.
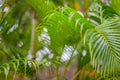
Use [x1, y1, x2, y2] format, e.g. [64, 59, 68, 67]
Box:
[42, 6, 93, 55]
[87, 0, 118, 26]
[1, 0, 120, 79]
[0, 58, 56, 79]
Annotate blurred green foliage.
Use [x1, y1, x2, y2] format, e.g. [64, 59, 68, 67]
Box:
[0, 0, 120, 80]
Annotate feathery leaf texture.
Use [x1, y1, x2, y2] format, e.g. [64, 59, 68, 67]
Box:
[1, 0, 120, 79]
[42, 6, 93, 55]
[84, 18, 120, 77]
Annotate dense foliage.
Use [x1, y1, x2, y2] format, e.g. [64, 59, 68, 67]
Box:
[0, 0, 120, 80]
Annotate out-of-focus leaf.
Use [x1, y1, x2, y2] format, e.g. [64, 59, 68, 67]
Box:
[25, 0, 55, 21]
[111, 0, 120, 15]
[0, 0, 28, 45]
[87, 0, 118, 26]
[52, 0, 64, 6]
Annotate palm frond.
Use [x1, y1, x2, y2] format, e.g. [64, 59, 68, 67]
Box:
[87, 0, 118, 26]
[41, 6, 93, 55]
[84, 18, 120, 78]
[0, 57, 56, 79]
